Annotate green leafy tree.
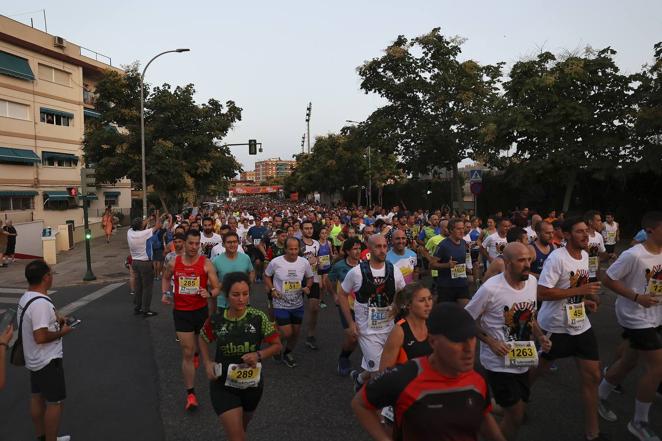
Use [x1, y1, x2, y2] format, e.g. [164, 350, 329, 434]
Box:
[83, 64, 242, 210]
[357, 28, 503, 208]
[480, 47, 633, 212]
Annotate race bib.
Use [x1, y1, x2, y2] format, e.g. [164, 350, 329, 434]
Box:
[588, 256, 599, 276]
[283, 280, 302, 294]
[645, 278, 662, 299]
[178, 276, 200, 295]
[318, 255, 331, 268]
[224, 363, 262, 389]
[253, 238, 262, 246]
[368, 306, 391, 331]
[606, 232, 616, 243]
[381, 406, 395, 423]
[504, 341, 539, 368]
[466, 252, 472, 263]
[565, 302, 586, 327]
[451, 264, 467, 279]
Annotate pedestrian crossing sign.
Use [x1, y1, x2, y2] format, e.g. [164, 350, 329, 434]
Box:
[469, 170, 482, 182]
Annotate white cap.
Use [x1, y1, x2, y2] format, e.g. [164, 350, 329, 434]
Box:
[262, 217, 270, 222]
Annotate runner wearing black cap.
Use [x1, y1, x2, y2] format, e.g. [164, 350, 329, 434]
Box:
[352, 302, 506, 441]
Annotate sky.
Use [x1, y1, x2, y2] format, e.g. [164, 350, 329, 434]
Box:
[5, 1, 662, 172]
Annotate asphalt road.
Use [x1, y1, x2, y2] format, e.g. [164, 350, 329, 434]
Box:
[1, 278, 661, 441]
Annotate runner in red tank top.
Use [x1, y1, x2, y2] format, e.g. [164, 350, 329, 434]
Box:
[162, 229, 221, 411]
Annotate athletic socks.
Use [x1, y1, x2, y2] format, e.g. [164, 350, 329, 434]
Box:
[598, 378, 616, 400]
[634, 399, 651, 423]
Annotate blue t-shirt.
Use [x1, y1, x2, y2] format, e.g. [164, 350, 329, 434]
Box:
[386, 248, 418, 284]
[247, 226, 268, 246]
[212, 252, 254, 308]
[434, 238, 469, 288]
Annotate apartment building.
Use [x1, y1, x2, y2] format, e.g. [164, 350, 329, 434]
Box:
[0, 15, 131, 229]
[254, 157, 295, 183]
[239, 170, 256, 182]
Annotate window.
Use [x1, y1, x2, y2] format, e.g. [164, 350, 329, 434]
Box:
[37, 64, 70, 86]
[43, 157, 76, 167]
[44, 198, 76, 210]
[0, 99, 29, 120]
[40, 109, 72, 127]
[0, 196, 33, 211]
[104, 196, 118, 206]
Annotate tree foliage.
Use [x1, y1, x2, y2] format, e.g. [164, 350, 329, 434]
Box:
[357, 28, 503, 206]
[83, 64, 242, 209]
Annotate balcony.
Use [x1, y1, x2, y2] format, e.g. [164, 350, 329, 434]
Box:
[83, 89, 98, 107]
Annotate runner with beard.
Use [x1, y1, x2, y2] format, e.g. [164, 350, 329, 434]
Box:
[598, 212, 662, 441]
[481, 218, 511, 268]
[466, 243, 551, 440]
[601, 212, 619, 256]
[340, 235, 406, 390]
[584, 210, 611, 282]
[528, 221, 556, 279]
[534, 217, 606, 441]
[301, 220, 322, 350]
[200, 217, 223, 259]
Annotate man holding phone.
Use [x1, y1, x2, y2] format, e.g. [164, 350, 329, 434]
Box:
[17, 259, 75, 441]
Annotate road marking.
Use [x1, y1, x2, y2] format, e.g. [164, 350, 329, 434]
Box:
[0, 288, 56, 295]
[59, 282, 125, 316]
[0, 297, 19, 304]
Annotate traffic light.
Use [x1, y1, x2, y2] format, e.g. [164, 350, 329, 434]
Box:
[249, 139, 257, 155]
[67, 187, 78, 198]
[80, 168, 96, 196]
[85, 229, 92, 240]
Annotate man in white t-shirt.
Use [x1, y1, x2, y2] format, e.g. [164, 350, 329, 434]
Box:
[264, 237, 314, 368]
[481, 218, 511, 266]
[535, 217, 604, 441]
[466, 243, 550, 440]
[525, 214, 542, 243]
[601, 212, 619, 256]
[17, 259, 75, 441]
[585, 210, 609, 280]
[599, 211, 662, 441]
[339, 234, 406, 391]
[128, 214, 162, 316]
[199, 217, 222, 258]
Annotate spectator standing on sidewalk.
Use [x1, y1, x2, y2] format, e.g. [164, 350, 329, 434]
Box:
[4, 220, 18, 264]
[0, 219, 11, 267]
[128, 213, 162, 317]
[17, 259, 74, 441]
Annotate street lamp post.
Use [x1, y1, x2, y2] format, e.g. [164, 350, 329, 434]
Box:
[140, 48, 190, 218]
[346, 120, 371, 207]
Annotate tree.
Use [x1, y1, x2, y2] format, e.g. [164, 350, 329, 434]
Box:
[479, 47, 633, 212]
[357, 28, 503, 209]
[630, 42, 662, 174]
[83, 64, 242, 211]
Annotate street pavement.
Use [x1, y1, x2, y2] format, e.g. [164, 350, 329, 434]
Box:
[1, 273, 661, 440]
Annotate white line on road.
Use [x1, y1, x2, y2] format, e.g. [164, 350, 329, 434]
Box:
[0, 297, 19, 304]
[0, 288, 56, 295]
[59, 282, 125, 316]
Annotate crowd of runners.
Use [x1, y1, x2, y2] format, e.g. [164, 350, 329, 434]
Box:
[119, 197, 661, 441]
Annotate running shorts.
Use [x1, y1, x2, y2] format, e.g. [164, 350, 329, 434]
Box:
[622, 326, 662, 351]
[358, 332, 389, 372]
[540, 328, 600, 361]
[30, 358, 66, 403]
[486, 370, 530, 408]
[273, 306, 304, 326]
[173, 306, 208, 333]
[307, 283, 321, 300]
[210, 379, 263, 415]
[605, 244, 616, 254]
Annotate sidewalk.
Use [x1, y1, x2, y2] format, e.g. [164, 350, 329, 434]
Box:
[1, 227, 131, 288]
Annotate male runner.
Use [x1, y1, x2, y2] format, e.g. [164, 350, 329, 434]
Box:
[386, 229, 419, 284]
[602, 212, 620, 256]
[200, 217, 222, 259]
[528, 221, 556, 279]
[247, 218, 268, 281]
[525, 214, 543, 243]
[264, 237, 314, 367]
[161, 229, 221, 410]
[340, 235, 406, 390]
[481, 218, 511, 267]
[535, 217, 606, 441]
[430, 218, 473, 305]
[466, 243, 551, 440]
[598, 211, 662, 441]
[301, 220, 322, 350]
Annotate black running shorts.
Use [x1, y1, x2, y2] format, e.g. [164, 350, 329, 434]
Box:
[30, 358, 66, 403]
[173, 306, 208, 334]
[540, 328, 600, 361]
[486, 370, 530, 408]
[210, 379, 263, 415]
[622, 326, 662, 351]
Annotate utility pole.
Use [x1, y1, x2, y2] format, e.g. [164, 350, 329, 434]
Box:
[368, 145, 372, 207]
[305, 102, 312, 153]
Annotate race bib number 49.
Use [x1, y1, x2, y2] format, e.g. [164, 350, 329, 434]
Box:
[565, 302, 586, 327]
[224, 363, 262, 389]
[283, 280, 301, 294]
[504, 341, 538, 368]
[588, 256, 599, 276]
[178, 276, 200, 295]
[451, 264, 467, 279]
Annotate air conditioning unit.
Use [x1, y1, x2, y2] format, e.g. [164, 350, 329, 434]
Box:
[53, 36, 66, 48]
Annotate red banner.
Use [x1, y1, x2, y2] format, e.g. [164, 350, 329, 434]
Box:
[232, 185, 282, 195]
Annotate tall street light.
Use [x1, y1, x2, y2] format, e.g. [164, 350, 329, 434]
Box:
[346, 120, 371, 207]
[140, 48, 190, 217]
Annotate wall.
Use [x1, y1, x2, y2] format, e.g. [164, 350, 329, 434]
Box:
[71, 218, 103, 243]
[13, 220, 44, 258]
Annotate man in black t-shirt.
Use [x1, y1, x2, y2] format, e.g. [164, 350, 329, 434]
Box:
[352, 302, 506, 441]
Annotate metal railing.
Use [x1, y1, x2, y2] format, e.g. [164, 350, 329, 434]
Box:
[79, 46, 112, 66]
